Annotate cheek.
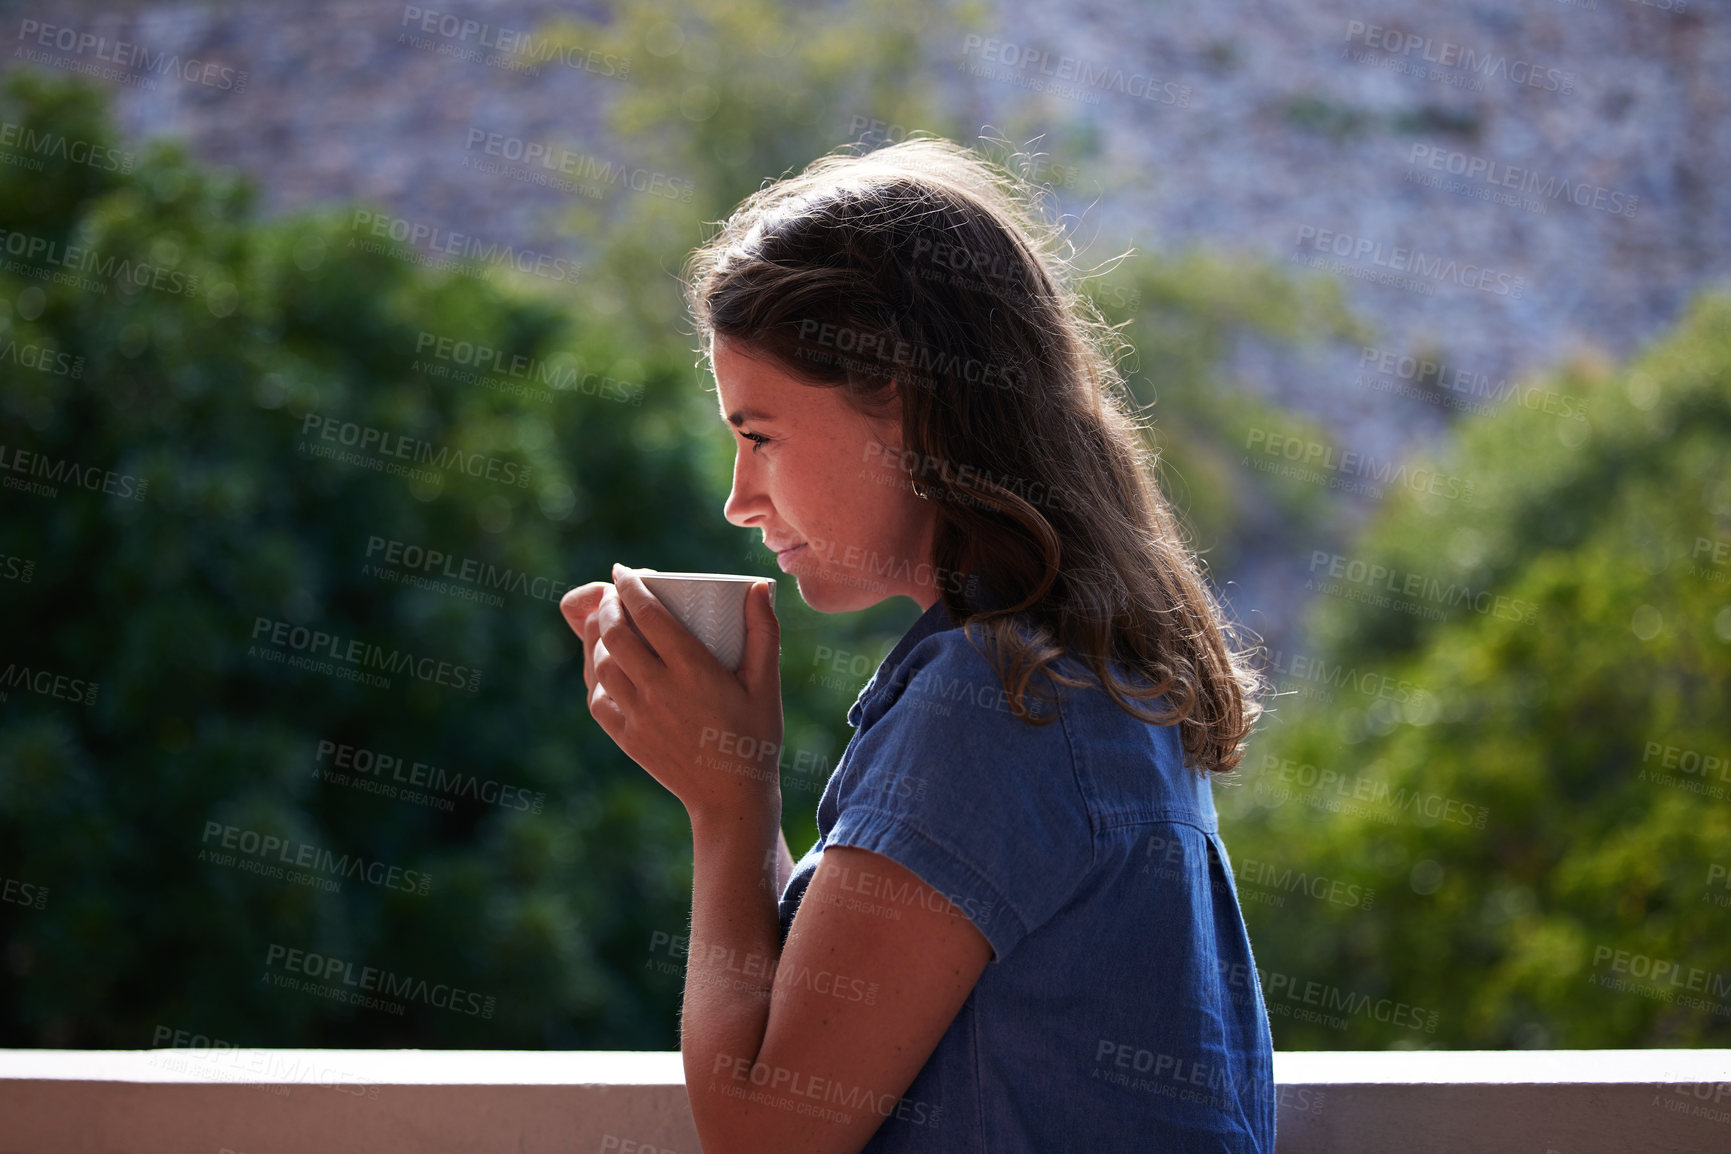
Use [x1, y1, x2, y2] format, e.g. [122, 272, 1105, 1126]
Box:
[762, 443, 830, 529]
[787, 439, 888, 538]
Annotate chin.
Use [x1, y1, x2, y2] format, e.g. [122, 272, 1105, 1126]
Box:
[795, 570, 896, 614]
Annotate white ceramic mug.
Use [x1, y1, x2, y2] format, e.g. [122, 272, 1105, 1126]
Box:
[633, 570, 775, 673]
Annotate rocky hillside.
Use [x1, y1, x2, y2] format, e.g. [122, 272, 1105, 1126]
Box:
[6, 0, 1726, 637]
[11, 0, 1724, 436]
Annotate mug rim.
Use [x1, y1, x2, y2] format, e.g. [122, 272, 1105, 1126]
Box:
[638, 572, 766, 583]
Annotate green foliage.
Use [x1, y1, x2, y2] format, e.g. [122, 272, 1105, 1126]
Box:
[1219, 293, 1731, 1048]
[1281, 94, 1373, 140]
[0, 67, 729, 1048]
[1082, 249, 1367, 585]
[0, 0, 1450, 1052]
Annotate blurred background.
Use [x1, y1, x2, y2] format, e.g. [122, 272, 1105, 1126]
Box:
[0, 0, 1726, 1054]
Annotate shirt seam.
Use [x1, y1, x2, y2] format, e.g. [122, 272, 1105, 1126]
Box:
[1093, 810, 1220, 834]
[823, 803, 1031, 960]
[1053, 687, 1100, 870]
[1052, 672, 1220, 838]
[969, 989, 988, 1151]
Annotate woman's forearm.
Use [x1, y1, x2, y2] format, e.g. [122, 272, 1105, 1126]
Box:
[680, 805, 788, 1145]
[775, 822, 796, 896]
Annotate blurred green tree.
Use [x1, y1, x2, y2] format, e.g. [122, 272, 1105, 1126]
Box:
[0, 65, 724, 1049]
[0, 0, 1379, 1050]
[1218, 292, 1731, 1048]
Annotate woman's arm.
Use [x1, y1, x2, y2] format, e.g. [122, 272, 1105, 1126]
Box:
[563, 569, 991, 1153]
[774, 822, 796, 897]
[682, 832, 991, 1154]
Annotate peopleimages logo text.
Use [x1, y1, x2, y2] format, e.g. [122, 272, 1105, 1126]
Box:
[365, 536, 571, 606]
[1261, 755, 1491, 830]
[399, 6, 630, 78]
[1343, 21, 1575, 93]
[298, 413, 531, 487]
[1406, 145, 1638, 218]
[202, 821, 431, 895]
[0, 225, 196, 296]
[0, 662, 98, 705]
[1293, 226, 1525, 297]
[1308, 551, 1538, 624]
[351, 211, 580, 283]
[315, 738, 545, 814]
[0, 443, 148, 500]
[0, 120, 135, 172]
[249, 616, 483, 693]
[16, 20, 250, 91]
[264, 943, 496, 1018]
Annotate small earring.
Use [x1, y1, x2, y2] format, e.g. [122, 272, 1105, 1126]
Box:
[908, 474, 930, 499]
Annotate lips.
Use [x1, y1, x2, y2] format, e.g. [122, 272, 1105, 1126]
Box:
[774, 543, 807, 570]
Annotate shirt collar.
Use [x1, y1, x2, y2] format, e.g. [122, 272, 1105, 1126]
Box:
[846, 571, 998, 727]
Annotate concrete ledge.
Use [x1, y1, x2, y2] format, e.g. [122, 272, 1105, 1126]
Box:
[0, 1049, 699, 1154]
[1, 1048, 1727, 1152]
[1270, 1050, 1731, 1153]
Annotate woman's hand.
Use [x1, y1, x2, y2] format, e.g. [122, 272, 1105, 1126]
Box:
[559, 564, 784, 824]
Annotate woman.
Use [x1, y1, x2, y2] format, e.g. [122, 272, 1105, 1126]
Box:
[560, 135, 1275, 1153]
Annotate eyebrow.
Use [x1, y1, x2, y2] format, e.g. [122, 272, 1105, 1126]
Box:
[724, 407, 777, 427]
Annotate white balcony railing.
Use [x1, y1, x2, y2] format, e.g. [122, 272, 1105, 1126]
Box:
[2, 1047, 1728, 1151]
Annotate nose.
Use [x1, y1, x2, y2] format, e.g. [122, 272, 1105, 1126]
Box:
[723, 442, 769, 529]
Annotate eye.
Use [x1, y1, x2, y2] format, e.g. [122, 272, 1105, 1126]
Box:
[739, 430, 771, 452]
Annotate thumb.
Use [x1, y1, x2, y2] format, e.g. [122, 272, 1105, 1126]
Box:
[742, 580, 781, 689]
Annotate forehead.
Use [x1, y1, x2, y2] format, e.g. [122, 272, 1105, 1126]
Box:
[712, 335, 787, 424]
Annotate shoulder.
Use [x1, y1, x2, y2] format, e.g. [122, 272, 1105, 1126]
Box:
[914, 622, 1213, 828]
[842, 619, 1086, 831]
[885, 614, 1064, 724]
[828, 623, 1098, 962]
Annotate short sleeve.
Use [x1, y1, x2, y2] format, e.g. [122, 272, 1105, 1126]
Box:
[823, 628, 1094, 963]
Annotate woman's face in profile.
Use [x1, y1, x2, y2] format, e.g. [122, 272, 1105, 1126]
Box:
[713, 334, 937, 613]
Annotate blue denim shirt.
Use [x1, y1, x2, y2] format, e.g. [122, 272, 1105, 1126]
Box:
[777, 588, 1276, 1153]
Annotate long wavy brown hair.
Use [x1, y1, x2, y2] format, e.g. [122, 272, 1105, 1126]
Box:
[681, 134, 1266, 776]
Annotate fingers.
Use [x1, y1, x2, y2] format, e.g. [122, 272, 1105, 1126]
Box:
[581, 602, 600, 696]
[562, 582, 611, 696]
[586, 680, 627, 744]
[743, 579, 782, 692]
[593, 587, 654, 699]
[560, 582, 608, 639]
[590, 626, 643, 722]
[609, 565, 712, 670]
